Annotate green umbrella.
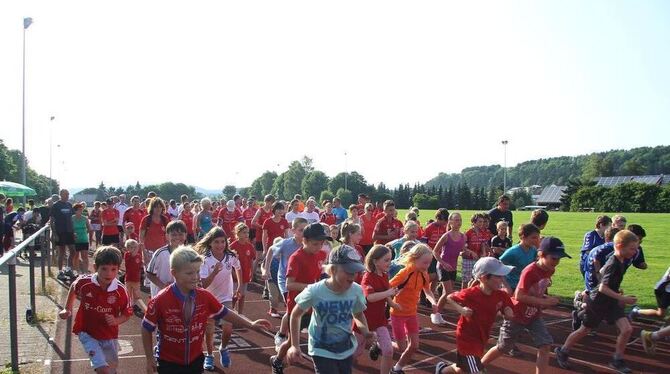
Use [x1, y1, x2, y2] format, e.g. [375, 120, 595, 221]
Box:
[0, 181, 37, 197]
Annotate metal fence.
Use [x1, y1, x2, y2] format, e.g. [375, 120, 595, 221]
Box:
[0, 225, 51, 372]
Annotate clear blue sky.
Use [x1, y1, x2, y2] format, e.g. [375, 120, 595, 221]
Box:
[1, 1, 668, 190]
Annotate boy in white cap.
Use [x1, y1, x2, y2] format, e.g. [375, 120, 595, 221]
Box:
[435, 257, 514, 374]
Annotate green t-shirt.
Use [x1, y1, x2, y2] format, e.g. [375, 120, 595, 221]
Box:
[72, 216, 89, 244]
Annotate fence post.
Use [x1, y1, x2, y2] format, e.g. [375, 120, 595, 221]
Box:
[8, 255, 20, 372]
[46, 227, 52, 277]
[41, 231, 46, 294]
[29, 237, 37, 318]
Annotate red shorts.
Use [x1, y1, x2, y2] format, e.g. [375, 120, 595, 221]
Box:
[390, 315, 419, 341]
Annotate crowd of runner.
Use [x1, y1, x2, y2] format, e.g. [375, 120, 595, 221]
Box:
[1, 190, 668, 374]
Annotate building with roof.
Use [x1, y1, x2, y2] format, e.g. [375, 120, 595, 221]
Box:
[534, 184, 567, 210]
[594, 175, 668, 187]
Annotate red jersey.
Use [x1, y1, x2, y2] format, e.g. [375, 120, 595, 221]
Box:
[374, 211, 385, 221]
[424, 222, 448, 249]
[179, 210, 194, 235]
[512, 263, 554, 325]
[319, 212, 336, 226]
[361, 271, 390, 330]
[123, 207, 147, 240]
[359, 214, 377, 246]
[72, 275, 131, 340]
[285, 249, 326, 313]
[143, 285, 227, 366]
[218, 209, 243, 236]
[353, 204, 365, 216]
[254, 208, 273, 243]
[242, 207, 258, 228]
[229, 240, 256, 283]
[262, 217, 289, 249]
[449, 286, 513, 356]
[123, 250, 143, 283]
[89, 209, 102, 225]
[140, 215, 168, 251]
[101, 209, 120, 236]
[373, 215, 403, 245]
[465, 228, 489, 259]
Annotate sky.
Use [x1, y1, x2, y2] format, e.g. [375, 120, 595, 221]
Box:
[1, 1, 669, 191]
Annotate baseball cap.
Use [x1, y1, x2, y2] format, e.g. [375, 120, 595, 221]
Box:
[539, 237, 571, 258]
[226, 200, 236, 212]
[303, 223, 332, 241]
[472, 257, 514, 279]
[328, 244, 366, 274]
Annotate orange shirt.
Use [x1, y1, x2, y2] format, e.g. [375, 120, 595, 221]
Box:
[389, 263, 429, 317]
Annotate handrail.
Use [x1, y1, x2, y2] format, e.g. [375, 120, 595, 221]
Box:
[0, 224, 48, 266]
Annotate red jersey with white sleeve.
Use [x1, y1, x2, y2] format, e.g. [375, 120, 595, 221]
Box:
[123, 250, 143, 283]
[123, 207, 147, 240]
[423, 221, 448, 249]
[142, 285, 228, 366]
[219, 209, 243, 237]
[512, 263, 554, 325]
[179, 210, 195, 235]
[373, 215, 403, 245]
[449, 286, 513, 356]
[242, 207, 258, 228]
[285, 249, 326, 313]
[465, 228, 489, 259]
[72, 275, 132, 340]
[229, 240, 256, 283]
[319, 212, 336, 226]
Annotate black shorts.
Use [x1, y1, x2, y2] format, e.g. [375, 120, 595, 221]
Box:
[456, 353, 483, 374]
[74, 243, 89, 251]
[581, 301, 625, 329]
[255, 241, 264, 252]
[428, 257, 438, 274]
[56, 231, 75, 246]
[158, 354, 204, 374]
[249, 228, 257, 241]
[186, 234, 196, 244]
[655, 288, 670, 309]
[117, 225, 124, 234]
[437, 266, 457, 282]
[101, 234, 119, 245]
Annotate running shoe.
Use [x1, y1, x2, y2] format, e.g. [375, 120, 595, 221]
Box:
[608, 359, 632, 374]
[430, 313, 447, 325]
[571, 310, 581, 331]
[270, 355, 284, 374]
[435, 361, 449, 374]
[390, 368, 405, 374]
[203, 355, 215, 371]
[274, 332, 287, 352]
[268, 308, 282, 318]
[640, 330, 656, 354]
[573, 290, 583, 309]
[554, 347, 571, 369]
[627, 305, 640, 321]
[369, 342, 381, 361]
[219, 348, 231, 368]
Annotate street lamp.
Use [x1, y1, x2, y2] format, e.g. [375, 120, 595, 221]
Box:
[501, 140, 509, 194]
[49, 116, 55, 180]
[21, 17, 33, 194]
[344, 151, 348, 191]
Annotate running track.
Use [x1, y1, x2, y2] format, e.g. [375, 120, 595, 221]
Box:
[45, 280, 670, 373]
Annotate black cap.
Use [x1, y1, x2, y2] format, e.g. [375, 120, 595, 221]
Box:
[539, 237, 571, 258]
[303, 223, 332, 241]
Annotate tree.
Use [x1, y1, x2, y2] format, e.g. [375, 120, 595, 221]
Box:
[328, 171, 369, 198]
[271, 172, 286, 200]
[301, 156, 315, 174]
[336, 188, 353, 207]
[457, 181, 472, 209]
[412, 193, 439, 209]
[283, 161, 306, 199]
[301, 170, 329, 200]
[222, 185, 237, 199]
[510, 190, 533, 210]
[319, 190, 335, 203]
[560, 178, 596, 211]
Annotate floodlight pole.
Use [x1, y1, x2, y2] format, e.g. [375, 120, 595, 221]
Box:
[21, 18, 33, 201]
[344, 152, 348, 191]
[502, 140, 508, 194]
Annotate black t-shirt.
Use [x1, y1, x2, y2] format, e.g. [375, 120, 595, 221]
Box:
[38, 206, 50, 227]
[487, 207, 513, 235]
[590, 254, 625, 307]
[50, 201, 74, 233]
[490, 236, 512, 258]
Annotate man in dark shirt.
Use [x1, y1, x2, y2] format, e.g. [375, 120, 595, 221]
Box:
[488, 195, 513, 237]
[555, 230, 640, 373]
[51, 189, 75, 279]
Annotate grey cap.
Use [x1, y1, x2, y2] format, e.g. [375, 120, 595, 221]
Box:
[472, 257, 514, 280]
[328, 244, 366, 274]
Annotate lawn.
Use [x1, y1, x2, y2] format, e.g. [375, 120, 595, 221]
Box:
[398, 209, 669, 308]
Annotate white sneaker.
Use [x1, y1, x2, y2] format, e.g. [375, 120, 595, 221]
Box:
[430, 313, 447, 325]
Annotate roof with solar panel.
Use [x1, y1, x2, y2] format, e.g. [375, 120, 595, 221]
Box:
[536, 184, 567, 204]
[594, 175, 668, 187]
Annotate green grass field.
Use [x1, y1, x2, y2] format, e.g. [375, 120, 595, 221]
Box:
[398, 209, 669, 308]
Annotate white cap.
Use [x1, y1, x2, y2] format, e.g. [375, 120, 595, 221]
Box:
[226, 200, 236, 212]
[472, 257, 514, 280]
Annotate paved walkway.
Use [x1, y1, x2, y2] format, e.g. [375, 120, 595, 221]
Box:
[0, 246, 62, 373]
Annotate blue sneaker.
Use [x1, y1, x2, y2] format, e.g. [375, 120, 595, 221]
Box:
[219, 348, 231, 368]
[203, 355, 215, 371]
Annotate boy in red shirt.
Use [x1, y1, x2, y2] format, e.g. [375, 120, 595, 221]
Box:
[122, 196, 146, 241]
[58, 246, 133, 373]
[229, 223, 257, 314]
[270, 223, 330, 373]
[101, 198, 120, 246]
[372, 200, 403, 245]
[262, 202, 290, 254]
[219, 200, 243, 237]
[177, 202, 195, 243]
[123, 239, 146, 313]
[436, 257, 514, 374]
[319, 201, 337, 226]
[481, 237, 569, 374]
[142, 246, 272, 374]
[242, 197, 258, 241]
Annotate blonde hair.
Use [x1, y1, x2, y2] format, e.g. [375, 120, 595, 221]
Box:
[403, 220, 419, 232]
[397, 243, 432, 266]
[496, 220, 508, 230]
[124, 239, 139, 249]
[170, 245, 203, 271]
[340, 220, 361, 244]
[234, 222, 249, 235]
[399, 240, 417, 256]
[365, 245, 391, 273]
[147, 197, 166, 215]
[614, 229, 639, 247]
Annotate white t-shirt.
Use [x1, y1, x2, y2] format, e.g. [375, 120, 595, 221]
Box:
[167, 206, 179, 221]
[146, 245, 174, 297]
[299, 210, 320, 224]
[200, 252, 240, 303]
[655, 266, 670, 293]
[285, 211, 301, 224]
[115, 202, 128, 225]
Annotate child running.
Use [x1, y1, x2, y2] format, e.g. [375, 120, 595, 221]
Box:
[499, 223, 541, 293]
[59, 246, 132, 374]
[555, 230, 639, 373]
[433, 212, 467, 324]
[146, 220, 187, 298]
[482, 237, 568, 374]
[286, 244, 374, 374]
[194, 227, 241, 371]
[579, 215, 612, 278]
[435, 257, 514, 374]
[490, 221, 512, 259]
[388, 244, 439, 374]
[229, 223, 256, 314]
[356, 245, 400, 374]
[142, 246, 271, 374]
[123, 239, 147, 313]
[462, 214, 487, 288]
